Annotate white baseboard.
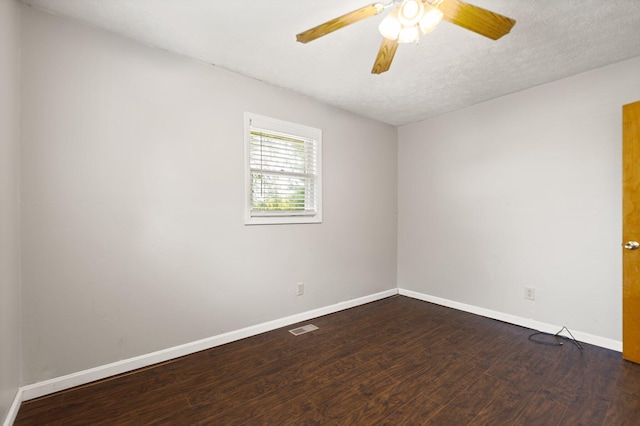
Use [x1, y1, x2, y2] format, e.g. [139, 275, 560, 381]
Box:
[399, 288, 622, 352]
[20, 288, 398, 402]
[15, 286, 621, 413]
[2, 388, 22, 426]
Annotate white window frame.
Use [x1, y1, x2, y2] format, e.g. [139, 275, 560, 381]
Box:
[244, 112, 322, 225]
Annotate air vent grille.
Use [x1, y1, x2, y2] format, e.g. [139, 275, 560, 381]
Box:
[289, 324, 318, 336]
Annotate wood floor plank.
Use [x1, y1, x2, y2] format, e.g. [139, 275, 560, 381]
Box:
[337, 374, 423, 424]
[375, 390, 443, 425]
[601, 359, 640, 425]
[485, 349, 550, 393]
[467, 380, 530, 425]
[14, 296, 640, 425]
[11, 393, 64, 425]
[306, 370, 399, 423]
[512, 390, 567, 425]
[425, 373, 507, 425]
[615, 359, 640, 395]
[559, 398, 611, 426]
[535, 348, 589, 406]
[602, 388, 640, 425]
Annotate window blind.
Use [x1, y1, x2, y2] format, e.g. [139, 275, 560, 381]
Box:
[249, 128, 318, 216]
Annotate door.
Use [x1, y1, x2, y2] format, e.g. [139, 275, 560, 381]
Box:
[623, 100, 640, 363]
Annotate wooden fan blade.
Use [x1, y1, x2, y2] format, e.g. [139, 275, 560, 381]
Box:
[439, 0, 516, 40]
[371, 37, 399, 74]
[296, 3, 384, 44]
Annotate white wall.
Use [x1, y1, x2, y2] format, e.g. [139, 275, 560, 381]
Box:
[0, 0, 22, 421]
[20, 6, 397, 384]
[398, 56, 640, 343]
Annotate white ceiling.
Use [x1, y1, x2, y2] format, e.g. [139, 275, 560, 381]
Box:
[20, 0, 640, 126]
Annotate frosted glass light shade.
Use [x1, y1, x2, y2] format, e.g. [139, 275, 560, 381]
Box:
[419, 6, 444, 34]
[398, 0, 425, 27]
[398, 25, 420, 43]
[379, 8, 401, 40]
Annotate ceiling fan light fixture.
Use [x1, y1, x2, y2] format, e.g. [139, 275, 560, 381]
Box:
[378, 7, 401, 40]
[297, 0, 516, 75]
[419, 5, 444, 34]
[398, 0, 425, 27]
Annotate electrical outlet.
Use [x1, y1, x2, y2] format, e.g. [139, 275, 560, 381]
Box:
[525, 287, 536, 301]
[297, 282, 304, 296]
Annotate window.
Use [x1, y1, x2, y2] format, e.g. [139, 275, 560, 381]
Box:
[244, 113, 322, 225]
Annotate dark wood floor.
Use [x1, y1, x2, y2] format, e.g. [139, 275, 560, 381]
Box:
[14, 295, 640, 425]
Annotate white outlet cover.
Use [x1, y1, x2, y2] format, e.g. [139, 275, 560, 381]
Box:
[525, 287, 536, 301]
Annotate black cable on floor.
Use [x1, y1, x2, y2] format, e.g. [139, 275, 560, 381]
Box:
[528, 326, 584, 351]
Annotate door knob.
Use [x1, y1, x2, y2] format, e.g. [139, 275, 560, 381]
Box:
[624, 241, 640, 250]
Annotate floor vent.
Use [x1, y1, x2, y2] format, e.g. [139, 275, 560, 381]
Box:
[289, 324, 318, 336]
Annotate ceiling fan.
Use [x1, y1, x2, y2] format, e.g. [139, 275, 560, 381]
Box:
[296, 0, 516, 74]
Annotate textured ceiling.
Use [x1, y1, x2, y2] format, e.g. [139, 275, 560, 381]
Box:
[20, 0, 640, 126]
